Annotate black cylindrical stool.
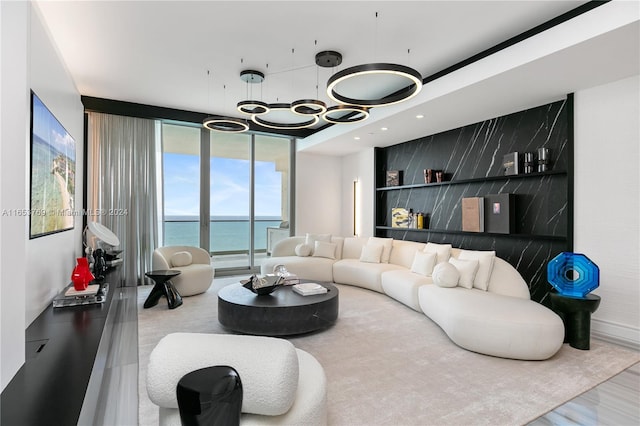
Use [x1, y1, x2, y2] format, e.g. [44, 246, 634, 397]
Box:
[177, 366, 243, 426]
[549, 292, 601, 350]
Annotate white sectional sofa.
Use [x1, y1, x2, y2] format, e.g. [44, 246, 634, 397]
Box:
[261, 234, 565, 361]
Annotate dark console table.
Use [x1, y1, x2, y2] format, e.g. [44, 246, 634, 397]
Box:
[1, 266, 122, 425]
[218, 282, 339, 336]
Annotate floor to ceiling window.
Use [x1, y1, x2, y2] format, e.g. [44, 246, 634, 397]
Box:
[161, 122, 293, 274]
[161, 123, 201, 247]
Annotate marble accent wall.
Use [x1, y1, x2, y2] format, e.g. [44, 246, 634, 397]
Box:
[375, 99, 571, 304]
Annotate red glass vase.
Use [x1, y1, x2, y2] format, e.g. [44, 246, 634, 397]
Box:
[71, 257, 94, 291]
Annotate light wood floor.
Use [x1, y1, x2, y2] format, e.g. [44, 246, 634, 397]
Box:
[94, 284, 639, 426]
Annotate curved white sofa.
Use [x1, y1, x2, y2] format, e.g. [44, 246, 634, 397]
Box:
[261, 235, 564, 361]
[147, 333, 327, 426]
[152, 246, 214, 296]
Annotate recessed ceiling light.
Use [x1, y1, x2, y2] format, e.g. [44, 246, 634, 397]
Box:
[354, 136, 361, 140]
[381, 127, 388, 131]
[416, 114, 424, 119]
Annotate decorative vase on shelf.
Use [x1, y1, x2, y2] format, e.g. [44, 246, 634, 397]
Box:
[71, 257, 95, 291]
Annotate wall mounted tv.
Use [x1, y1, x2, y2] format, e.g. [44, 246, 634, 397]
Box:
[29, 91, 76, 239]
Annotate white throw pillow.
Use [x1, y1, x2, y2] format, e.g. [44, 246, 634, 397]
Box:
[312, 241, 336, 259]
[368, 237, 393, 263]
[432, 262, 460, 288]
[448, 257, 479, 289]
[424, 242, 452, 264]
[410, 251, 437, 277]
[294, 243, 312, 257]
[305, 233, 331, 255]
[458, 249, 496, 291]
[170, 251, 192, 267]
[359, 243, 384, 263]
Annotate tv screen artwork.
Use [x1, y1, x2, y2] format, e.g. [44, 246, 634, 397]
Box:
[29, 91, 76, 238]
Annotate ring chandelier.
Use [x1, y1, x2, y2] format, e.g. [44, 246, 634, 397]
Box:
[205, 50, 422, 132]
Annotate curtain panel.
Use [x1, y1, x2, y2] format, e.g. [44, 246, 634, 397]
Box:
[87, 112, 158, 286]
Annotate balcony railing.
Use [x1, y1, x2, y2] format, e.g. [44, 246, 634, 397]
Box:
[163, 217, 281, 256]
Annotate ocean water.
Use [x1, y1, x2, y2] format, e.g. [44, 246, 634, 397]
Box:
[164, 216, 282, 253]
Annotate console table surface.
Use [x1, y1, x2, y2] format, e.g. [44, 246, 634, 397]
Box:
[0, 268, 119, 425]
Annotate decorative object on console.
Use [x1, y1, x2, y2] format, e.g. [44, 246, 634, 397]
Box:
[71, 257, 94, 291]
[523, 152, 535, 174]
[84, 221, 121, 275]
[547, 252, 599, 297]
[461, 197, 484, 232]
[435, 171, 444, 183]
[386, 170, 402, 186]
[503, 152, 519, 175]
[537, 147, 551, 172]
[484, 193, 515, 234]
[53, 281, 108, 308]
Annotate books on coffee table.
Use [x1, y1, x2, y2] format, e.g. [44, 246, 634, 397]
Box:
[292, 283, 327, 296]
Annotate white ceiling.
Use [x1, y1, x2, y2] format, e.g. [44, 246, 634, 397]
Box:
[35, 1, 639, 156]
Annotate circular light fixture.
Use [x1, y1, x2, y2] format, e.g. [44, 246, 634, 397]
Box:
[326, 63, 423, 107]
[291, 99, 327, 116]
[203, 116, 249, 133]
[237, 100, 270, 115]
[322, 105, 369, 124]
[251, 103, 320, 130]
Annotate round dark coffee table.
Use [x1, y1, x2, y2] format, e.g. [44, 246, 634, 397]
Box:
[217, 282, 339, 336]
[144, 270, 183, 310]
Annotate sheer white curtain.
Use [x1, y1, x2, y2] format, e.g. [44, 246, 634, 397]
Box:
[87, 112, 158, 286]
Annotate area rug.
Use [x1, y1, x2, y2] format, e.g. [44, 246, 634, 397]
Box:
[138, 277, 639, 426]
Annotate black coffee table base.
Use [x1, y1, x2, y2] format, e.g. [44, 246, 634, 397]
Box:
[218, 283, 338, 336]
[144, 270, 183, 310]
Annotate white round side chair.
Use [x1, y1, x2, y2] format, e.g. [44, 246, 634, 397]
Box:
[152, 246, 214, 296]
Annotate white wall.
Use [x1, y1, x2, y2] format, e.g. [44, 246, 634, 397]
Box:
[1, 0, 29, 391]
[574, 75, 640, 347]
[295, 152, 342, 236]
[341, 148, 375, 238]
[1, 1, 83, 391]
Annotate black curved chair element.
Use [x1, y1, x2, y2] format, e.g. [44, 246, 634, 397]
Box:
[177, 366, 243, 426]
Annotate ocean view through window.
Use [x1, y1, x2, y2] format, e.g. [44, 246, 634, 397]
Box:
[161, 123, 292, 272]
[164, 216, 281, 253]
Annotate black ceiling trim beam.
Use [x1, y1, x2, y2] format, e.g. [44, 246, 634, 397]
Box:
[81, 96, 315, 138]
[423, 1, 609, 84]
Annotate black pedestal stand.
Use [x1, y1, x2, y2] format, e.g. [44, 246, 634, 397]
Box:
[549, 292, 601, 350]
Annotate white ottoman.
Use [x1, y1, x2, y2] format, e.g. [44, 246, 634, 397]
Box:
[147, 333, 327, 425]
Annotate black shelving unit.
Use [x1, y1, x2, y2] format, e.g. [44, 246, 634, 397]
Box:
[373, 97, 573, 304]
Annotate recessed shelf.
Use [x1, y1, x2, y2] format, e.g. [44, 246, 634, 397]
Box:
[376, 170, 566, 191]
[375, 226, 567, 241]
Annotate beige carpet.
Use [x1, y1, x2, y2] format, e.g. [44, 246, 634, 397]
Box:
[138, 276, 639, 426]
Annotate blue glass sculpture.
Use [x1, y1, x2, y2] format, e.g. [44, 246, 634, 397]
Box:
[547, 252, 599, 298]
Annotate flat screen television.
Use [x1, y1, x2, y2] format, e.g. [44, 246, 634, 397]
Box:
[29, 91, 76, 238]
